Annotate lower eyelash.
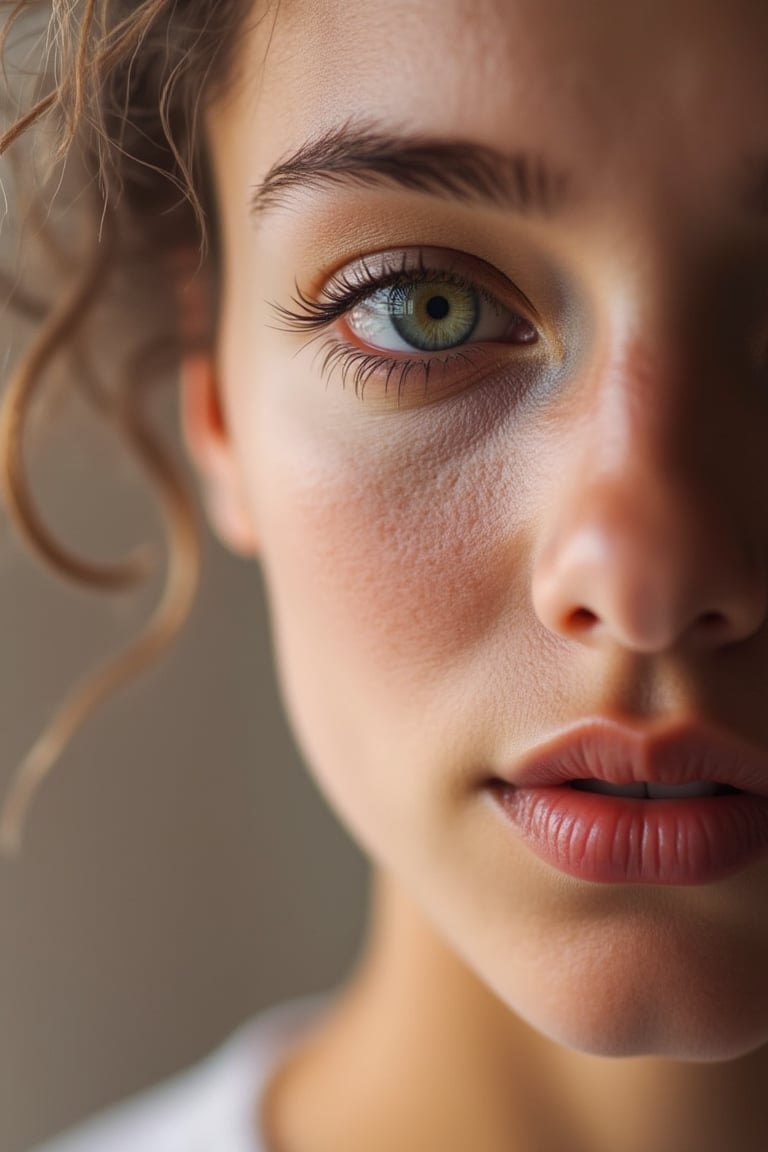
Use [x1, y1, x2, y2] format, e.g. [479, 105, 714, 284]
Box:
[315, 336, 480, 402]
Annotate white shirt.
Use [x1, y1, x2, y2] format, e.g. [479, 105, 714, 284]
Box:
[29, 993, 332, 1152]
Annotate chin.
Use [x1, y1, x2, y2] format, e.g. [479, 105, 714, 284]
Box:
[500, 957, 768, 1063]
[525, 998, 768, 1063]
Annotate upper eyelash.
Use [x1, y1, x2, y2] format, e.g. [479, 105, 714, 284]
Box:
[269, 250, 500, 334]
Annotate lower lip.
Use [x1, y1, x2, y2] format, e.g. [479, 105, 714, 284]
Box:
[487, 783, 768, 885]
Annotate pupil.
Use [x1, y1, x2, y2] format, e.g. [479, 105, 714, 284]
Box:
[426, 295, 450, 320]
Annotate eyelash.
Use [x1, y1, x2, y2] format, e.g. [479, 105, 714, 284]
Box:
[270, 251, 528, 402]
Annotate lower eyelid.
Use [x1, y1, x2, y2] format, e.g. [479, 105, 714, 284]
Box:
[314, 332, 541, 410]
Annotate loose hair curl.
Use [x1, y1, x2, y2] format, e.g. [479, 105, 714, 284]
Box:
[0, 0, 253, 854]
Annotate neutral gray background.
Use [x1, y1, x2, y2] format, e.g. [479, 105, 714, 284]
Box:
[0, 379, 368, 1152]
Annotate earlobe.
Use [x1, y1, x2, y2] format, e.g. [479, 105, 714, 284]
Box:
[178, 353, 259, 557]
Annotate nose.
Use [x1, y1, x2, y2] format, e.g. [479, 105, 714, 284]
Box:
[530, 352, 767, 655]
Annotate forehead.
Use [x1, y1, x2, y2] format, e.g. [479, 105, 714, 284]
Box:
[235, 0, 768, 183]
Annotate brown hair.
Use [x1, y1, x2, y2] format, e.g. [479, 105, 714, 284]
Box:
[0, 0, 256, 853]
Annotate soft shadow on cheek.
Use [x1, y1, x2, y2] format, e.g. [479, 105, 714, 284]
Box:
[258, 420, 532, 691]
[250, 424, 533, 832]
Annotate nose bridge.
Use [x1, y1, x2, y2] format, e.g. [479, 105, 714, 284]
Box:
[586, 327, 715, 516]
[564, 302, 716, 518]
[530, 321, 766, 655]
[592, 328, 684, 473]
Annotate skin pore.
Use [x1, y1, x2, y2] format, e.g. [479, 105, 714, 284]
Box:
[179, 1, 768, 1149]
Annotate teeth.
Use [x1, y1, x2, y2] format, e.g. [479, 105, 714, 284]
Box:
[571, 780, 723, 799]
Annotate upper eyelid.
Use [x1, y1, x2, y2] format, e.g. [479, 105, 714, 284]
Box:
[328, 248, 536, 316]
[269, 247, 543, 335]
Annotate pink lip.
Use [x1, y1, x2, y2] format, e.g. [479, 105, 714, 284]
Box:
[487, 718, 768, 885]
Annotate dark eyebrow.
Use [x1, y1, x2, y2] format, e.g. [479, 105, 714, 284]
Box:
[249, 121, 572, 220]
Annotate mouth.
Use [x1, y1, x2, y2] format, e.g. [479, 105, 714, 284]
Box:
[567, 779, 741, 798]
[486, 718, 768, 885]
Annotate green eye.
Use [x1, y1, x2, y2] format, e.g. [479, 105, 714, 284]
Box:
[347, 275, 534, 353]
[388, 282, 478, 350]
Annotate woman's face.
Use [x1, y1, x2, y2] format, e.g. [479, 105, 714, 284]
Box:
[195, 0, 768, 1060]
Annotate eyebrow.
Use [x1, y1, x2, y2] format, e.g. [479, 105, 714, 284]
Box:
[249, 122, 572, 220]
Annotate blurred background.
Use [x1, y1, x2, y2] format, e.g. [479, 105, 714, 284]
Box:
[0, 373, 368, 1151]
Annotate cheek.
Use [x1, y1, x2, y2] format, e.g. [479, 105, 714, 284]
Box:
[265, 455, 499, 667]
[258, 416, 518, 746]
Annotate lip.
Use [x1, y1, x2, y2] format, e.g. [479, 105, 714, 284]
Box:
[487, 718, 768, 885]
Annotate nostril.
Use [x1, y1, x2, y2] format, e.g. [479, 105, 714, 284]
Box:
[568, 607, 599, 632]
[691, 609, 733, 647]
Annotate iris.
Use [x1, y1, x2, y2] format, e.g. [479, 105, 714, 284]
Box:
[389, 281, 478, 350]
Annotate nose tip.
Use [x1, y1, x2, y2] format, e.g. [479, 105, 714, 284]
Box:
[531, 485, 767, 655]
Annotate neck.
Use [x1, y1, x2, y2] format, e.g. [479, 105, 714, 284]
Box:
[262, 868, 768, 1152]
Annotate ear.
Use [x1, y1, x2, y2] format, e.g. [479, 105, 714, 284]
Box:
[178, 353, 259, 556]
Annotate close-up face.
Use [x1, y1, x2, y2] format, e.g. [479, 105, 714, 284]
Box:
[195, 0, 768, 1062]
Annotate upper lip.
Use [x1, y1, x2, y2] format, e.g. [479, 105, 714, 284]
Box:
[497, 718, 768, 798]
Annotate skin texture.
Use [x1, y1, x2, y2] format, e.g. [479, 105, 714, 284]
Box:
[179, 1, 768, 1148]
